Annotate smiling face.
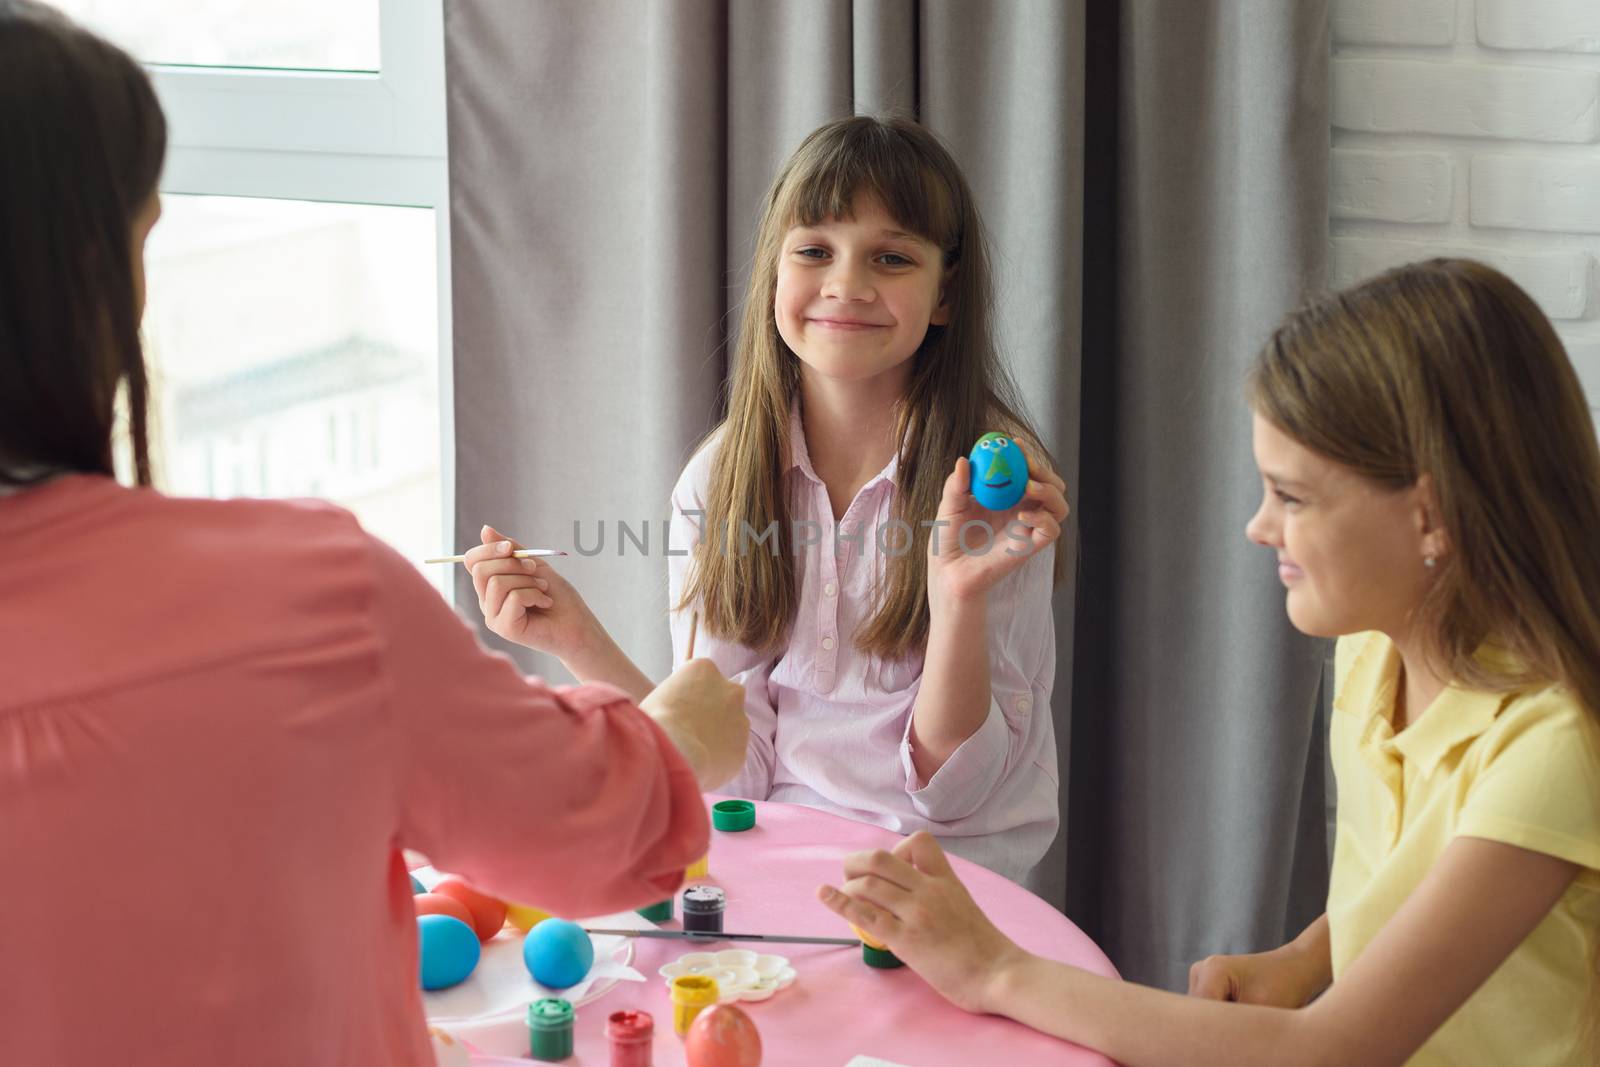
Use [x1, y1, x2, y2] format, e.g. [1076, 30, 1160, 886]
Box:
[968, 431, 1028, 511]
[1245, 413, 1441, 639]
[774, 193, 949, 391]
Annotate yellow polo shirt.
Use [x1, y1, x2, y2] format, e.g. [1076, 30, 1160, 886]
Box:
[1328, 632, 1600, 1065]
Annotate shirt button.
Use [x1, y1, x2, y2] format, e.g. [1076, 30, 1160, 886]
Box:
[824, 581, 837, 597]
[821, 636, 836, 651]
[1017, 696, 1032, 713]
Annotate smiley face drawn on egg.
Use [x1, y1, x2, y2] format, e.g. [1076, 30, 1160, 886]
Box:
[968, 432, 1029, 511]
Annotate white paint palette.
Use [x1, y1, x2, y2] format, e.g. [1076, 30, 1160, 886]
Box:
[658, 948, 797, 1003]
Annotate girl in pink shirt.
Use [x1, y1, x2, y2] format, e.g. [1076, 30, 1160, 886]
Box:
[0, 6, 746, 1064]
[468, 117, 1071, 886]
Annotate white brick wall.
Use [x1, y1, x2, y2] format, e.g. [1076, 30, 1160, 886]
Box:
[1331, 0, 1600, 414]
[1478, 0, 1600, 54]
[1332, 58, 1600, 142]
[1334, 0, 1457, 47]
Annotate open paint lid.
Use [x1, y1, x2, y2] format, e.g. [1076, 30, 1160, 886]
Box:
[712, 799, 756, 832]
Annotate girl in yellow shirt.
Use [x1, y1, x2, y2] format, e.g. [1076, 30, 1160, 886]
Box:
[819, 257, 1600, 1065]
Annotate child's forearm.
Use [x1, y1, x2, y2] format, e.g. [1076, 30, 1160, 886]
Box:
[1287, 912, 1334, 998]
[986, 952, 1335, 1067]
[560, 628, 655, 703]
[909, 592, 990, 779]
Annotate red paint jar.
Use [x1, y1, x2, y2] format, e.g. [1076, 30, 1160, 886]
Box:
[606, 1009, 654, 1067]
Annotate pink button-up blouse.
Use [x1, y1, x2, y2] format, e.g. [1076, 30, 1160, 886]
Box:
[667, 409, 1059, 885]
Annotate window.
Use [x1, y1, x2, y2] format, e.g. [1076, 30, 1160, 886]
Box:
[47, 0, 380, 71]
[145, 196, 440, 563]
[59, 0, 453, 585]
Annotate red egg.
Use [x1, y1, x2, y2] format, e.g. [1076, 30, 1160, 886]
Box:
[685, 1004, 762, 1067]
[413, 892, 474, 929]
[432, 876, 509, 941]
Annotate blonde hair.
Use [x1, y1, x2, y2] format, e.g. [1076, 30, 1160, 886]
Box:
[1249, 258, 1600, 719]
[679, 115, 1060, 658]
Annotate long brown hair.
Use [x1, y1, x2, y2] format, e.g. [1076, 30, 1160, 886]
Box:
[679, 115, 1059, 659]
[1251, 258, 1600, 721]
[0, 1, 166, 487]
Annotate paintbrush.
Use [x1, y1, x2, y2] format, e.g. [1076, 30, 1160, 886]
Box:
[582, 927, 860, 947]
[424, 549, 567, 564]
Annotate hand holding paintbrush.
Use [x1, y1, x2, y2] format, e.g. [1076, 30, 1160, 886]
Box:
[434, 525, 651, 702]
[450, 524, 608, 664]
[447, 524, 744, 788]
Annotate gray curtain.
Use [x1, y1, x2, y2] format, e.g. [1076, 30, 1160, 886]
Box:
[446, 0, 1330, 990]
[1066, 0, 1334, 991]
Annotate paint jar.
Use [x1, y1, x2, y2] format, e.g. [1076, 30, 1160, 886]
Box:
[681, 885, 726, 938]
[528, 997, 575, 1061]
[670, 975, 720, 1037]
[606, 1009, 654, 1067]
[852, 924, 905, 969]
[861, 942, 905, 968]
[686, 853, 710, 880]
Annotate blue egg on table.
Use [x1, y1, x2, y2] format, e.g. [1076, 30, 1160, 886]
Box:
[410, 873, 427, 894]
[418, 914, 481, 990]
[968, 432, 1029, 511]
[522, 918, 595, 990]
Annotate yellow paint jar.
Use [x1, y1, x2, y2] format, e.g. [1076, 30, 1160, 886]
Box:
[670, 974, 720, 1036]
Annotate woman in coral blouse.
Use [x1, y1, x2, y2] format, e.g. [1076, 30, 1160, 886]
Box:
[0, 5, 748, 1065]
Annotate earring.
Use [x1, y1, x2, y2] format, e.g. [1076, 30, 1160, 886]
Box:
[1424, 555, 1436, 569]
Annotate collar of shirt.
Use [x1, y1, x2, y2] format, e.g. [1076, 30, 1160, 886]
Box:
[1336, 631, 1511, 777]
[784, 395, 899, 492]
[0, 466, 70, 499]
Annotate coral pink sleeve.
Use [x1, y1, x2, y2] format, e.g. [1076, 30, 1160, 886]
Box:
[369, 535, 708, 916]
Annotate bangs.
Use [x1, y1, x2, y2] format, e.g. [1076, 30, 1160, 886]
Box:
[776, 123, 961, 261]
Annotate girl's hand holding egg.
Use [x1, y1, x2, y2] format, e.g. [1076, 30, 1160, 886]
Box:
[927, 434, 1069, 605]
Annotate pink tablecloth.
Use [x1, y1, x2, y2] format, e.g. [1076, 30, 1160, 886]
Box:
[464, 797, 1117, 1067]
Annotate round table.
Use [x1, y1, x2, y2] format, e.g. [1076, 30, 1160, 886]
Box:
[452, 798, 1118, 1067]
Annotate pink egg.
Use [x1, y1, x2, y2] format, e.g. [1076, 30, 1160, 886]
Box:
[413, 892, 475, 929]
[432, 876, 509, 941]
[685, 1004, 762, 1067]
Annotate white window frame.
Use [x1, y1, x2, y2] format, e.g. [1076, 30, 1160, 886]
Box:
[147, 0, 455, 577]
[152, 0, 444, 158]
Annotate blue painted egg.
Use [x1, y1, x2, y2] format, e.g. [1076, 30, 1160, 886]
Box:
[418, 914, 481, 990]
[968, 432, 1028, 511]
[523, 918, 595, 990]
[410, 873, 427, 894]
